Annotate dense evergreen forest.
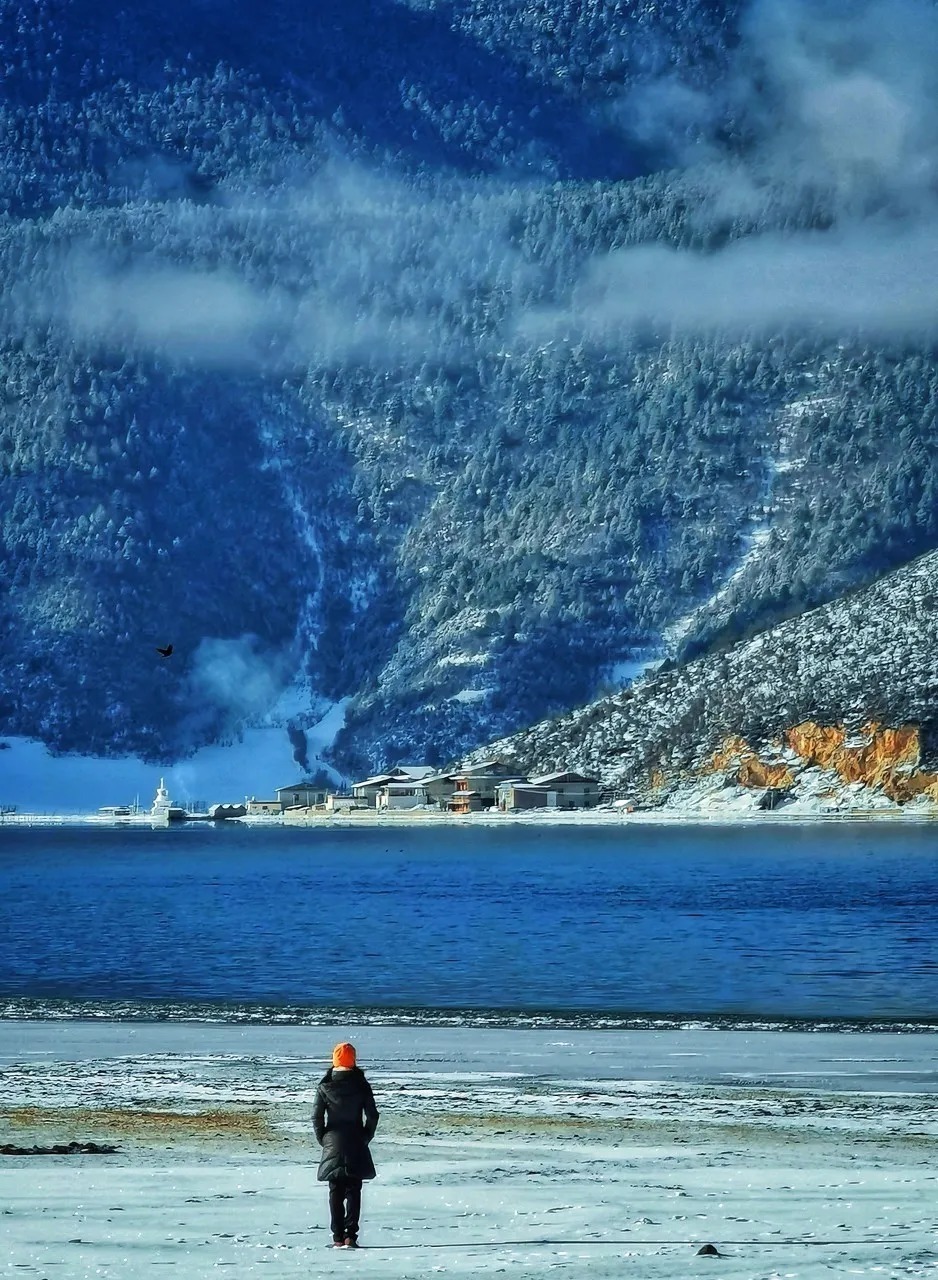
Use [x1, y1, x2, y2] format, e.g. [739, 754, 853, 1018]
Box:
[1, 0, 937, 773]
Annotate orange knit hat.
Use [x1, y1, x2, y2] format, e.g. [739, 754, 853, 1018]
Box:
[332, 1042, 357, 1069]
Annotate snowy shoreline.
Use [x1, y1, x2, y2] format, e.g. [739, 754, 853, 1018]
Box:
[1, 1022, 936, 1278]
[3, 805, 937, 827]
[4, 734, 938, 826]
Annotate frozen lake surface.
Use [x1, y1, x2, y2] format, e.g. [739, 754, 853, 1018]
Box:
[1, 1022, 936, 1280]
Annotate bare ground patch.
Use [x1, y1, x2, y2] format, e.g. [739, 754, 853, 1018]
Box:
[398, 1110, 938, 1158]
[0, 1105, 280, 1148]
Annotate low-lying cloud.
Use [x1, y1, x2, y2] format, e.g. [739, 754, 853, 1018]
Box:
[185, 635, 292, 738]
[43, 162, 532, 371]
[558, 0, 938, 343]
[20, 2, 938, 363]
[739, 0, 938, 202]
[64, 261, 288, 367]
[521, 222, 938, 341]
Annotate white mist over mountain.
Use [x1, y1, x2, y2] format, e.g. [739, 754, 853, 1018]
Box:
[527, 0, 938, 343]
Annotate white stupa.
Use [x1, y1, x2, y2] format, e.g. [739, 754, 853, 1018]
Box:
[151, 777, 172, 820]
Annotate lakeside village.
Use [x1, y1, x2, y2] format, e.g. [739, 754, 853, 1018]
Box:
[95, 761, 610, 826]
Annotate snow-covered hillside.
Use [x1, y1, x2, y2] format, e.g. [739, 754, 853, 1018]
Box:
[5, 0, 938, 777]
[478, 548, 938, 813]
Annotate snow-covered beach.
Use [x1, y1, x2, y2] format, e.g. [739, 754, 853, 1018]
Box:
[2, 1022, 936, 1278]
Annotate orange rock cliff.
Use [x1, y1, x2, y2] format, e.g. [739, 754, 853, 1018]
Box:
[702, 721, 938, 804]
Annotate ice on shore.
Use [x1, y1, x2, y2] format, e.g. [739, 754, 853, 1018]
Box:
[1, 1023, 936, 1278]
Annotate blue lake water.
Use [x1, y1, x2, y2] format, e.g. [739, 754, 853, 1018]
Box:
[0, 822, 936, 1026]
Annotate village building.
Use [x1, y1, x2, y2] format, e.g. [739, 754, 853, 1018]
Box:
[449, 786, 483, 815]
[375, 780, 428, 811]
[351, 773, 400, 807]
[275, 781, 330, 811]
[420, 772, 458, 808]
[496, 772, 601, 811]
[448, 759, 516, 809]
[209, 802, 247, 820]
[246, 797, 282, 816]
[351, 766, 434, 808]
[495, 780, 553, 811]
[325, 793, 370, 814]
[528, 771, 601, 808]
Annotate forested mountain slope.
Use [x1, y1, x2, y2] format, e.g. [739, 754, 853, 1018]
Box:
[476, 548, 938, 811]
[1, 0, 937, 774]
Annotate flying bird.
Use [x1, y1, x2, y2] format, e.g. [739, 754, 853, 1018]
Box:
[156, 644, 174, 658]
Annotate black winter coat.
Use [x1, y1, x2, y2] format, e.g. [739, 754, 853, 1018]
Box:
[313, 1067, 380, 1182]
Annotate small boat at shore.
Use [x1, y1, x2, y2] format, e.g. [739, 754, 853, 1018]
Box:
[97, 802, 139, 819]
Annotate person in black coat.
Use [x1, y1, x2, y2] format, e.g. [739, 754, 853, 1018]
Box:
[313, 1042, 380, 1248]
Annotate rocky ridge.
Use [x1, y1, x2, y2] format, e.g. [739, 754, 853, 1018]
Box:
[473, 548, 938, 814]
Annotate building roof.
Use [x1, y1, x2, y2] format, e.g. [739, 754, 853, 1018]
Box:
[529, 771, 599, 786]
[354, 766, 434, 787]
[275, 780, 329, 794]
[352, 773, 402, 789]
[454, 765, 514, 781]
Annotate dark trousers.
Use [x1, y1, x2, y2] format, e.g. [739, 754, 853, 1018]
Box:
[328, 1176, 362, 1242]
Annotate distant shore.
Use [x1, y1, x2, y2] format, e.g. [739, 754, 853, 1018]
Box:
[2, 804, 936, 827]
[5, 734, 937, 829]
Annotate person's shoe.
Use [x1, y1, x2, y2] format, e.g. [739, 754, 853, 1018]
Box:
[344, 1238, 359, 1249]
[332, 1240, 347, 1248]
